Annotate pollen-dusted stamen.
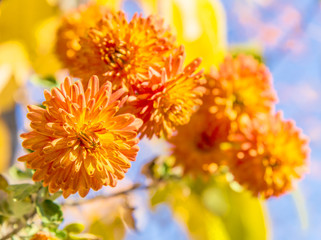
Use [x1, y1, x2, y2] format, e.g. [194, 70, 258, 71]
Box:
[18, 76, 143, 198]
[228, 113, 309, 198]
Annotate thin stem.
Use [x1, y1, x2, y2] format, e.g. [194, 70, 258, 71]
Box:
[62, 183, 156, 206]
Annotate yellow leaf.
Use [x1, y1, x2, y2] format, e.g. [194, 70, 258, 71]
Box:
[91, 0, 123, 10]
[0, 41, 30, 111]
[89, 216, 125, 240]
[120, 204, 137, 231]
[0, 118, 11, 173]
[150, 176, 269, 240]
[150, 181, 230, 240]
[33, 16, 62, 76]
[138, 0, 227, 68]
[0, 0, 60, 76]
[215, 180, 269, 240]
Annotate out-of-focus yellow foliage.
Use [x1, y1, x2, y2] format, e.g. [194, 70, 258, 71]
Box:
[0, 0, 60, 76]
[91, 0, 123, 10]
[151, 176, 267, 240]
[0, 42, 30, 111]
[89, 216, 126, 240]
[217, 181, 268, 240]
[0, 118, 10, 173]
[152, 181, 229, 240]
[138, 0, 227, 68]
[33, 17, 61, 76]
[63, 197, 127, 240]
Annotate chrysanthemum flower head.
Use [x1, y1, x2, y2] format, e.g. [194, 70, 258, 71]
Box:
[19, 76, 143, 198]
[228, 112, 309, 198]
[30, 232, 57, 240]
[123, 46, 206, 139]
[56, 3, 110, 65]
[206, 54, 277, 120]
[169, 111, 232, 175]
[57, 5, 176, 91]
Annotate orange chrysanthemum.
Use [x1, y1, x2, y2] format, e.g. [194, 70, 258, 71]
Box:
[228, 112, 309, 198]
[18, 76, 142, 198]
[206, 54, 277, 120]
[56, 3, 110, 64]
[123, 47, 205, 139]
[169, 111, 231, 175]
[57, 7, 176, 91]
[30, 232, 57, 240]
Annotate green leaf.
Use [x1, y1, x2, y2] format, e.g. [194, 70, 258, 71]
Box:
[0, 175, 8, 191]
[7, 183, 41, 200]
[9, 166, 34, 179]
[36, 199, 63, 224]
[69, 233, 102, 240]
[150, 184, 170, 206]
[48, 191, 63, 201]
[64, 223, 85, 234]
[31, 74, 58, 88]
[89, 217, 125, 240]
[10, 199, 34, 218]
[55, 230, 68, 239]
[0, 191, 12, 216]
[0, 215, 5, 224]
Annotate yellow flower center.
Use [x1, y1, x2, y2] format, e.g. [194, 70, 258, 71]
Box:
[99, 39, 130, 71]
[78, 131, 101, 150]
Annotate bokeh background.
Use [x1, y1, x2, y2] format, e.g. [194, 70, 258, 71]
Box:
[0, 0, 320, 239]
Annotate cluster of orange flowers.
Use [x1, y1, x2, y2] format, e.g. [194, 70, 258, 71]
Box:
[19, 3, 309, 199]
[170, 55, 309, 198]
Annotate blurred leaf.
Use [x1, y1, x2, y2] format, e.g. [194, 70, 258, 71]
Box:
[0, 215, 5, 224]
[150, 176, 268, 240]
[30, 74, 59, 88]
[55, 230, 68, 240]
[7, 183, 41, 201]
[48, 191, 63, 201]
[151, 183, 171, 206]
[202, 186, 228, 216]
[292, 187, 309, 230]
[0, 42, 30, 112]
[92, 0, 122, 10]
[89, 217, 125, 240]
[0, 118, 11, 172]
[218, 182, 267, 240]
[10, 199, 34, 218]
[139, 0, 227, 68]
[64, 223, 85, 234]
[0, 190, 12, 216]
[0, 174, 8, 191]
[120, 205, 137, 231]
[0, 0, 60, 76]
[9, 166, 34, 180]
[69, 233, 102, 240]
[33, 16, 61, 76]
[150, 181, 229, 240]
[36, 199, 63, 224]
